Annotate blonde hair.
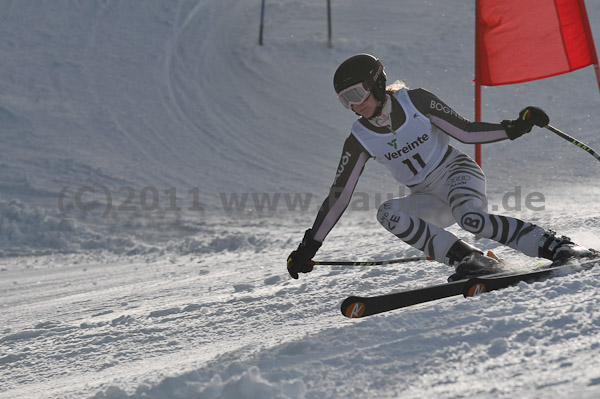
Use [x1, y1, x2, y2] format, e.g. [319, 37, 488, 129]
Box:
[386, 80, 408, 93]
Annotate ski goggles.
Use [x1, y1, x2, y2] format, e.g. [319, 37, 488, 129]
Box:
[336, 59, 384, 109]
[337, 82, 371, 109]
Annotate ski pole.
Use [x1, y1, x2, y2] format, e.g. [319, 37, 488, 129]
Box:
[312, 256, 431, 266]
[545, 125, 600, 162]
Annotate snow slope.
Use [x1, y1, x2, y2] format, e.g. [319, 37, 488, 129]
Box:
[1, 0, 600, 398]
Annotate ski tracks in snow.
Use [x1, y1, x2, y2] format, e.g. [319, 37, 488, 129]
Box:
[1, 212, 600, 399]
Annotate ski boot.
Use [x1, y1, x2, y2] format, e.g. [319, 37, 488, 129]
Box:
[446, 240, 505, 282]
[539, 231, 599, 266]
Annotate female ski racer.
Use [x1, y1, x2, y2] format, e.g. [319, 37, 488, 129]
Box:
[287, 53, 596, 281]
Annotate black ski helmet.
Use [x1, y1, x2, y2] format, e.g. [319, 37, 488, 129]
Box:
[333, 54, 387, 102]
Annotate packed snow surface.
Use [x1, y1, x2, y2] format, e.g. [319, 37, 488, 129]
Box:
[1, 1, 600, 398]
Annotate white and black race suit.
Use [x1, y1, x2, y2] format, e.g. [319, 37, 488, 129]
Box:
[310, 88, 546, 264]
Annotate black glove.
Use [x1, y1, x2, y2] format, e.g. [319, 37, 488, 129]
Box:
[287, 229, 322, 279]
[501, 106, 549, 140]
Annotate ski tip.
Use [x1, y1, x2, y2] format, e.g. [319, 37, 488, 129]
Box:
[341, 297, 366, 318]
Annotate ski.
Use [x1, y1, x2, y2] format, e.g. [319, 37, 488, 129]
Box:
[462, 257, 600, 297]
[341, 258, 600, 318]
[341, 279, 468, 318]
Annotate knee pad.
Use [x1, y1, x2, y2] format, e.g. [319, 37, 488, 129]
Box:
[452, 200, 489, 235]
[377, 202, 412, 233]
[454, 210, 487, 234]
[377, 200, 394, 226]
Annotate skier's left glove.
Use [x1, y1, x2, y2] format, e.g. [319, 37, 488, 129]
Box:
[501, 106, 550, 140]
[287, 229, 322, 279]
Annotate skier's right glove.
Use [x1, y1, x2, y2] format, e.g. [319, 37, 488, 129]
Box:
[287, 229, 322, 279]
[501, 106, 549, 140]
